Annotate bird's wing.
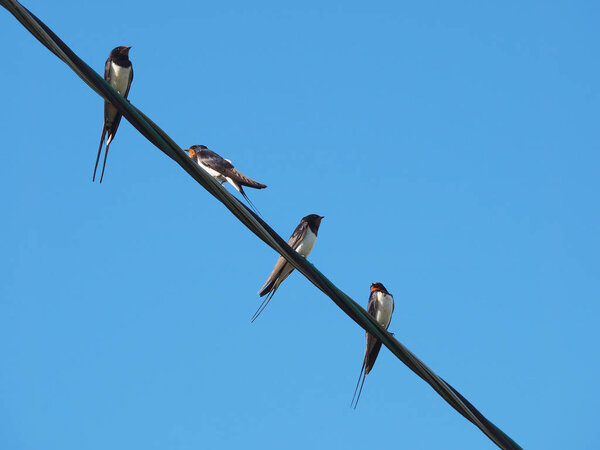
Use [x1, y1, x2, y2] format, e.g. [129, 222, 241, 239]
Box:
[224, 168, 266, 189]
[257, 255, 288, 296]
[104, 56, 111, 80]
[364, 291, 383, 375]
[124, 64, 133, 99]
[367, 291, 377, 316]
[287, 220, 309, 250]
[364, 333, 383, 376]
[103, 57, 117, 124]
[197, 149, 235, 174]
[257, 221, 308, 296]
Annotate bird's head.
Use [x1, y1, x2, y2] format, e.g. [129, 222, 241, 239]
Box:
[111, 46, 132, 59]
[187, 145, 208, 158]
[303, 214, 324, 232]
[370, 282, 388, 294]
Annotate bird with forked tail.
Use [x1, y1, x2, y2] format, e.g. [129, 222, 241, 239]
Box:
[253, 214, 324, 322]
[351, 282, 395, 408]
[93, 46, 133, 183]
[187, 145, 266, 214]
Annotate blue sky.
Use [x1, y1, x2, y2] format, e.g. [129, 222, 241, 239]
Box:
[1, 0, 599, 448]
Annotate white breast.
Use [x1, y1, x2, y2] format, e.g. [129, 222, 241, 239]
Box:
[109, 62, 131, 96]
[296, 228, 317, 257]
[373, 291, 394, 329]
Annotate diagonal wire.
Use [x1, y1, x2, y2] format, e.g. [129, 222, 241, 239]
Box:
[1, 1, 521, 448]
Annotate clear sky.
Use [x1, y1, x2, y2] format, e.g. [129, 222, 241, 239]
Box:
[1, 0, 599, 448]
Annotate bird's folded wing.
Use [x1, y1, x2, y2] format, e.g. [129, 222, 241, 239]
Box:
[258, 221, 308, 295]
[224, 168, 266, 189]
[258, 255, 288, 295]
[198, 150, 234, 174]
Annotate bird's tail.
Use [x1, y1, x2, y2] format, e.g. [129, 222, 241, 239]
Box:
[239, 187, 264, 218]
[258, 259, 284, 297]
[258, 257, 293, 298]
[99, 132, 115, 183]
[258, 277, 276, 297]
[251, 288, 278, 323]
[92, 125, 107, 182]
[351, 359, 368, 409]
[231, 169, 267, 189]
[228, 177, 264, 218]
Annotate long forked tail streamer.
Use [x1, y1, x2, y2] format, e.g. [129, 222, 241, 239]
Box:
[251, 289, 276, 323]
[351, 361, 367, 409]
[99, 139, 111, 183]
[240, 189, 264, 219]
[0, 2, 521, 448]
[92, 126, 106, 182]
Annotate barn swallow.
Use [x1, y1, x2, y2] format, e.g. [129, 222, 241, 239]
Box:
[93, 46, 134, 183]
[187, 145, 266, 213]
[351, 282, 395, 408]
[252, 214, 324, 322]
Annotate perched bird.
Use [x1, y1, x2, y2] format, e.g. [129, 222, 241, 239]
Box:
[351, 282, 395, 408]
[187, 145, 266, 212]
[93, 46, 134, 183]
[253, 214, 324, 322]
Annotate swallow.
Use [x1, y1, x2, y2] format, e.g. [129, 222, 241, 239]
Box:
[187, 145, 266, 213]
[351, 282, 395, 408]
[93, 46, 134, 183]
[252, 214, 324, 322]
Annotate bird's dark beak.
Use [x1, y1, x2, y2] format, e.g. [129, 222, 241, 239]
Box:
[320, 216, 325, 219]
